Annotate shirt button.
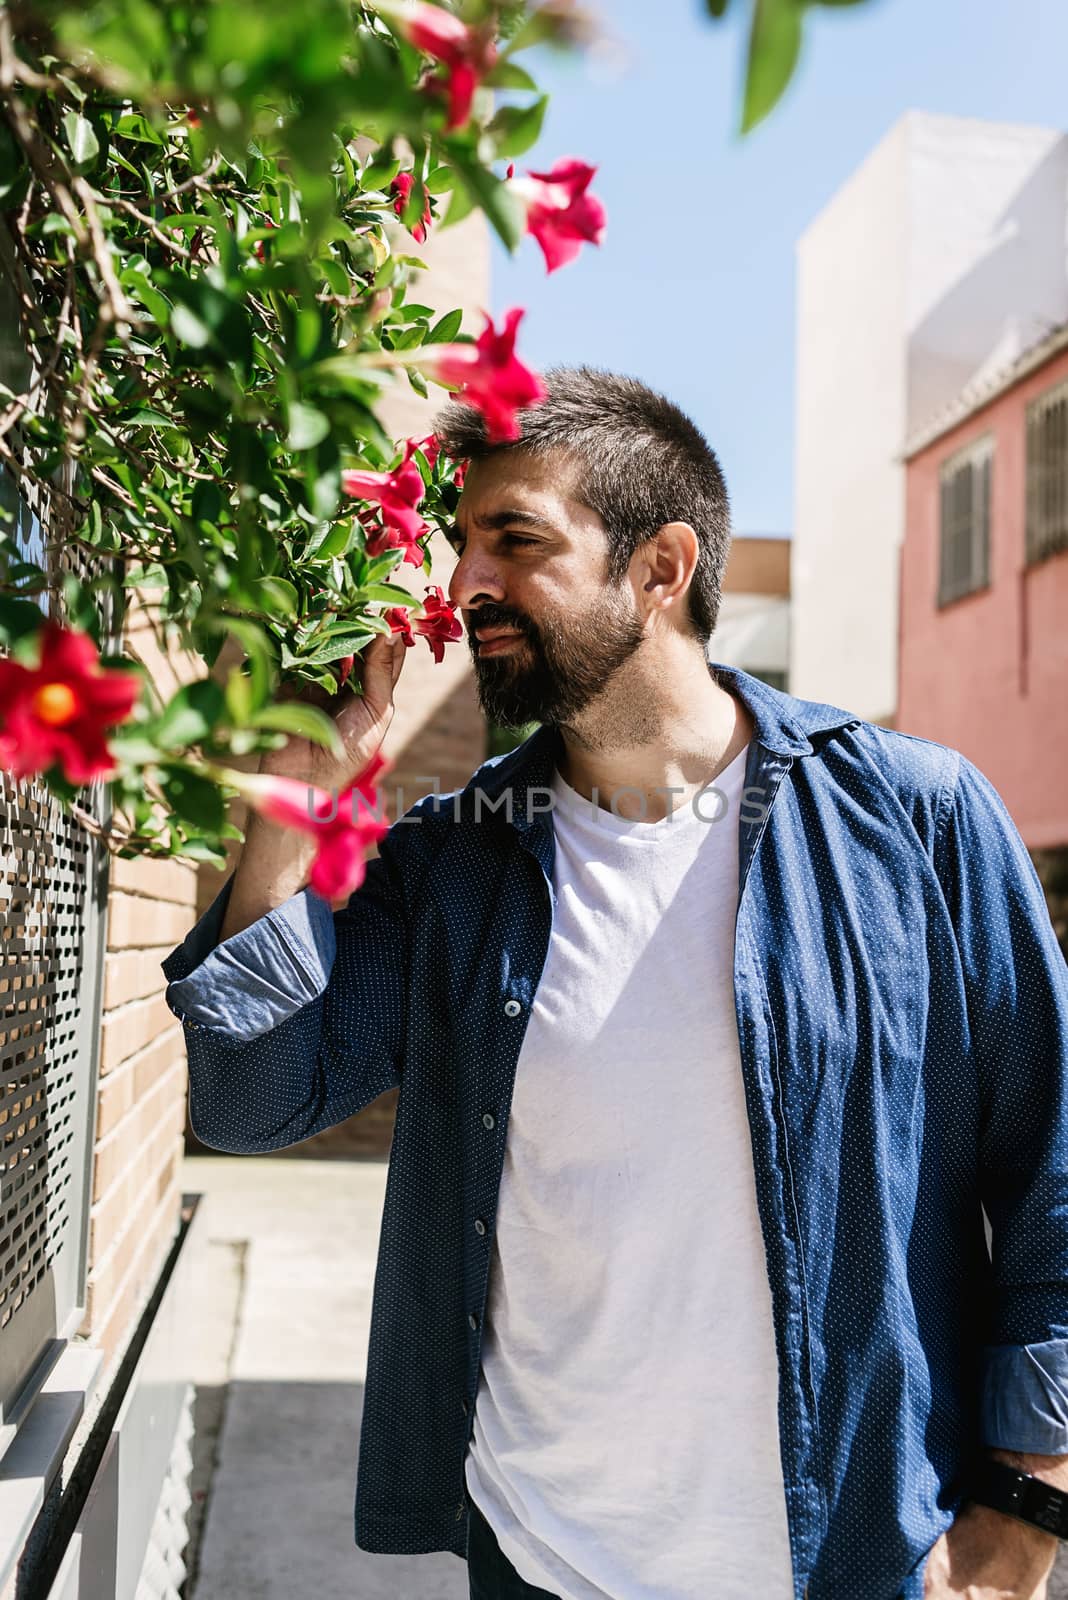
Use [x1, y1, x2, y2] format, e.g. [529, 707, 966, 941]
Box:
[184, 1018, 201, 1031]
[503, 999, 522, 1017]
[482, 1113, 495, 1130]
[474, 1218, 487, 1236]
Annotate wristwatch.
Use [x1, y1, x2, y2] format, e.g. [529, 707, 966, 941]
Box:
[969, 1457, 1068, 1540]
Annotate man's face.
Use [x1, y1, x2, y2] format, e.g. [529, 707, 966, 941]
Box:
[445, 450, 647, 729]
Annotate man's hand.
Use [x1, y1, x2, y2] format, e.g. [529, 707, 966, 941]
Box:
[922, 1501, 1058, 1598]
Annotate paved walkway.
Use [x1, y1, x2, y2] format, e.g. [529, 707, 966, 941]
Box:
[181, 1154, 468, 1600]
[180, 1153, 1068, 1600]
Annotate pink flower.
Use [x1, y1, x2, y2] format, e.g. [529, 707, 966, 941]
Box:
[378, 1, 496, 129]
[343, 442, 429, 565]
[413, 585, 463, 663]
[420, 308, 547, 443]
[390, 172, 432, 244]
[385, 607, 416, 647]
[510, 158, 606, 273]
[224, 751, 391, 901]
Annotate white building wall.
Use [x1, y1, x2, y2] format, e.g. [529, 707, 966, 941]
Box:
[793, 111, 1068, 722]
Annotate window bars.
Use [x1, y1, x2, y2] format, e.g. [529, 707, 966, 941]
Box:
[938, 435, 993, 607]
[1025, 377, 1068, 567]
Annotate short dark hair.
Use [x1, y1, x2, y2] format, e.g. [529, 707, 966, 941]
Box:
[433, 366, 732, 645]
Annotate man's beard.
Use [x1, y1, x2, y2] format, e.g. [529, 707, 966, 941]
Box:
[468, 582, 647, 729]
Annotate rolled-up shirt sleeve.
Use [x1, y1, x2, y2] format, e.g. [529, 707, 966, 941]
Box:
[159, 804, 431, 1153]
[935, 752, 1068, 1453]
[163, 871, 337, 1039]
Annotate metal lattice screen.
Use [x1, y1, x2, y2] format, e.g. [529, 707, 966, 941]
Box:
[0, 265, 112, 1449]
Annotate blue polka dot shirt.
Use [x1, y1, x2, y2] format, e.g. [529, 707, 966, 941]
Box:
[161, 663, 1068, 1600]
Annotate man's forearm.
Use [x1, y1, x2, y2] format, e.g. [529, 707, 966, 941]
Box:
[968, 1446, 1068, 1577]
[988, 1446, 1068, 1493]
[219, 809, 318, 944]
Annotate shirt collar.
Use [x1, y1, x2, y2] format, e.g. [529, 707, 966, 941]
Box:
[458, 660, 858, 832]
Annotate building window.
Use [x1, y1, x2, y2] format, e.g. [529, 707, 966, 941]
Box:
[1026, 377, 1068, 567]
[938, 436, 992, 607]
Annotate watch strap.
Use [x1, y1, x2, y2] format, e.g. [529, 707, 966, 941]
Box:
[969, 1457, 1068, 1540]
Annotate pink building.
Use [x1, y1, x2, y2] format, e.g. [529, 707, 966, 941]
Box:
[900, 324, 1068, 950]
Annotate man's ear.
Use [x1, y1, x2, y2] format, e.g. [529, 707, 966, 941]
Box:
[640, 521, 700, 614]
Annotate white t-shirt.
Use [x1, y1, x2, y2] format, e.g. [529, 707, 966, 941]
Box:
[464, 741, 795, 1600]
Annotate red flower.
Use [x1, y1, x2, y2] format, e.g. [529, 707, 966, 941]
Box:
[420, 308, 547, 443]
[223, 750, 391, 901]
[337, 654, 355, 687]
[379, 1, 497, 129]
[453, 459, 467, 489]
[186, 109, 201, 129]
[253, 218, 276, 264]
[409, 432, 441, 468]
[385, 607, 416, 647]
[390, 172, 433, 244]
[412, 585, 463, 663]
[342, 442, 429, 565]
[0, 619, 141, 784]
[364, 519, 426, 568]
[511, 158, 606, 273]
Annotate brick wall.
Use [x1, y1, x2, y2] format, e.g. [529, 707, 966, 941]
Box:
[78, 591, 200, 1379]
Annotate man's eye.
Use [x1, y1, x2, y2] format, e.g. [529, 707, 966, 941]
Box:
[504, 534, 538, 547]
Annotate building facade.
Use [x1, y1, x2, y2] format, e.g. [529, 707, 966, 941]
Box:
[712, 534, 791, 691]
[900, 325, 1068, 953]
[794, 111, 1068, 724]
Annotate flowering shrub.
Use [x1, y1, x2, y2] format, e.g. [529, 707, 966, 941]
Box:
[0, 0, 603, 892]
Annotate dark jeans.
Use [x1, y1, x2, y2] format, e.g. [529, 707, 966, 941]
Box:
[466, 1497, 561, 1600]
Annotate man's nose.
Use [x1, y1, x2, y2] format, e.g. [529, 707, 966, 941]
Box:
[447, 547, 507, 612]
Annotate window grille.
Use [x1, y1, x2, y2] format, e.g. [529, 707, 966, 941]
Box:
[1025, 377, 1068, 566]
[938, 435, 992, 607]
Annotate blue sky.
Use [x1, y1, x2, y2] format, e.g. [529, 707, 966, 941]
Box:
[490, 0, 1068, 536]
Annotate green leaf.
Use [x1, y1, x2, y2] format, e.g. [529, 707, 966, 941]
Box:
[302, 627, 376, 665]
[114, 111, 165, 145]
[246, 576, 299, 615]
[705, 0, 733, 13]
[62, 110, 99, 171]
[158, 765, 226, 831]
[424, 165, 454, 196]
[426, 308, 462, 345]
[360, 582, 418, 605]
[155, 679, 226, 749]
[287, 402, 330, 451]
[362, 153, 401, 190]
[741, 0, 805, 133]
[450, 154, 525, 252]
[0, 595, 48, 646]
[225, 664, 253, 725]
[483, 61, 538, 91]
[440, 177, 476, 231]
[485, 96, 548, 160]
[171, 838, 228, 867]
[315, 523, 354, 558]
[251, 700, 344, 755]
